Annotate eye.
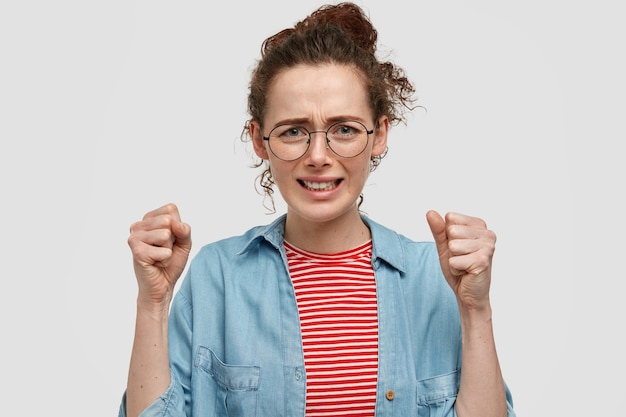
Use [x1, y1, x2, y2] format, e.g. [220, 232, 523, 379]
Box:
[285, 127, 303, 137]
[338, 125, 355, 135]
[273, 125, 308, 140]
[329, 121, 364, 139]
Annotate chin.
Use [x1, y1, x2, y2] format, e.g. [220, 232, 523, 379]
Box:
[288, 201, 358, 224]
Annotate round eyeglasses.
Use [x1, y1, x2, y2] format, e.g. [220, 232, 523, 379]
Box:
[262, 120, 374, 161]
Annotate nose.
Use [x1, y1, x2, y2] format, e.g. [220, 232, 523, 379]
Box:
[304, 131, 332, 164]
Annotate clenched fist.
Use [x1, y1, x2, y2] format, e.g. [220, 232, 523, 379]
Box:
[426, 210, 496, 312]
[127, 203, 192, 309]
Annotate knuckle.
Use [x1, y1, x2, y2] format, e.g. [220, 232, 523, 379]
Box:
[476, 252, 492, 268]
[446, 224, 459, 237]
[129, 221, 140, 234]
[164, 203, 178, 214]
[129, 243, 146, 259]
[159, 215, 174, 230]
[447, 239, 461, 253]
[162, 229, 174, 242]
[127, 233, 139, 247]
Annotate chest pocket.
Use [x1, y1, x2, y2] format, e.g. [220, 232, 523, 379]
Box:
[195, 346, 260, 417]
[416, 370, 460, 417]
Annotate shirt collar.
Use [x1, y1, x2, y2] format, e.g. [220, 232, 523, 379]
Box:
[236, 214, 287, 255]
[236, 214, 407, 274]
[361, 215, 407, 274]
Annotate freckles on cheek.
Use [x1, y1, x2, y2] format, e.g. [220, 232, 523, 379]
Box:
[363, 162, 371, 176]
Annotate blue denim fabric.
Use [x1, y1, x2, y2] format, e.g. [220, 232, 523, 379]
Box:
[120, 214, 515, 416]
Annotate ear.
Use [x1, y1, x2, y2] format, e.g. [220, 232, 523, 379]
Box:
[250, 120, 270, 160]
[371, 116, 389, 157]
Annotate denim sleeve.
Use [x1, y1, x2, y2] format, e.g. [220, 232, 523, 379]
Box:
[449, 382, 516, 417]
[413, 370, 515, 417]
[117, 370, 186, 417]
[505, 382, 517, 417]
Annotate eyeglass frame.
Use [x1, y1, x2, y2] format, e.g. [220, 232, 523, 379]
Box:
[261, 120, 375, 161]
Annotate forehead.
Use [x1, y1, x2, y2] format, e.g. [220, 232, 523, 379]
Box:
[264, 63, 372, 123]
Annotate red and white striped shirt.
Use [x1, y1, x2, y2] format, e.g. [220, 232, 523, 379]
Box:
[285, 240, 379, 417]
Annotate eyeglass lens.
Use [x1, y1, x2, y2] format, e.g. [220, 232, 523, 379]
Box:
[266, 120, 371, 160]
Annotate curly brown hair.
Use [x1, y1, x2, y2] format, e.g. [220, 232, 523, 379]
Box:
[241, 2, 416, 212]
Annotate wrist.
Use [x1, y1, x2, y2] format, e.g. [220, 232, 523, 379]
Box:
[458, 300, 493, 326]
[457, 301, 498, 349]
[136, 292, 173, 320]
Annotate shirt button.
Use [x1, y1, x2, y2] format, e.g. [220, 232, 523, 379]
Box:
[385, 390, 395, 401]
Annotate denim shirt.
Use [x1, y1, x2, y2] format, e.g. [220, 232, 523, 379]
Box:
[119, 215, 515, 417]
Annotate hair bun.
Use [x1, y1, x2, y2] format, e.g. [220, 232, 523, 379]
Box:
[295, 2, 377, 54]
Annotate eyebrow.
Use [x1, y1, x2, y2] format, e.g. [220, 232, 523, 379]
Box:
[273, 115, 367, 127]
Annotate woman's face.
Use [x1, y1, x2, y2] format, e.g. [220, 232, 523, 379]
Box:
[251, 63, 388, 226]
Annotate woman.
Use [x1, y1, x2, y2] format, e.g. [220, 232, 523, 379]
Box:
[120, 2, 515, 416]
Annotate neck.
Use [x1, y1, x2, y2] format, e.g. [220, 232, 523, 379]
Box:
[284, 209, 371, 254]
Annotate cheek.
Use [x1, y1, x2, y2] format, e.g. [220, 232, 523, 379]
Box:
[267, 159, 292, 185]
[362, 162, 372, 178]
[347, 156, 373, 182]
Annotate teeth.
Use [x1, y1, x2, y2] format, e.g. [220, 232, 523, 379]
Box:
[302, 180, 338, 191]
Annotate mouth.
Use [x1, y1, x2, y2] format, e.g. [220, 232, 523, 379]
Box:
[298, 179, 342, 191]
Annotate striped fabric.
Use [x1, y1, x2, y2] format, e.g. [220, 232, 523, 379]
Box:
[285, 240, 379, 417]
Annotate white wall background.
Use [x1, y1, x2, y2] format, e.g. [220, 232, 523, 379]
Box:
[1, 0, 623, 415]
